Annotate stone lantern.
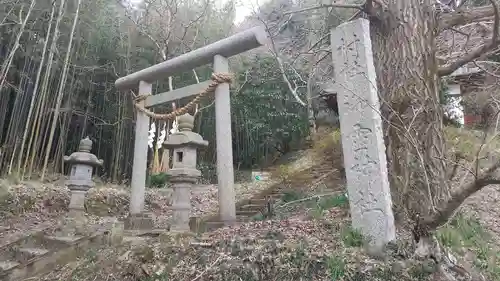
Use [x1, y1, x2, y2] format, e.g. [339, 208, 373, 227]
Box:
[164, 113, 208, 232]
[64, 137, 103, 217]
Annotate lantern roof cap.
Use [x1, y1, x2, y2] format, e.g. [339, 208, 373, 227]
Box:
[163, 113, 208, 148]
[64, 137, 104, 166]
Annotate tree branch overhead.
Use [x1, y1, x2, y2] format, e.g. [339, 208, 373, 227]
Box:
[439, 3, 497, 31]
[438, 0, 500, 76]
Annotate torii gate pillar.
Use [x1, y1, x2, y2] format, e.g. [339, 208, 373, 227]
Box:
[115, 27, 269, 230]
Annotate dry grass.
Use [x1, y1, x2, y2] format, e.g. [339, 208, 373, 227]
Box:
[6, 126, 500, 281]
[38, 203, 438, 281]
[436, 213, 500, 280]
[444, 126, 500, 161]
[268, 127, 343, 186]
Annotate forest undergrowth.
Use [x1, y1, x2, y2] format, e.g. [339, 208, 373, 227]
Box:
[2, 127, 500, 280]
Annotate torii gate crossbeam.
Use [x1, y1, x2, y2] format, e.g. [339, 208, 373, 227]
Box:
[115, 27, 269, 230]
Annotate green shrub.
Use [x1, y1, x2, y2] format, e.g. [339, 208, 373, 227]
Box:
[148, 172, 170, 188]
[197, 162, 217, 184]
[341, 226, 363, 247]
[326, 255, 346, 280]
[281, 190, 304, 203]
[318, 194, 348, 210]
[437, 213, 500, 279]
[251, 213, 265, 221]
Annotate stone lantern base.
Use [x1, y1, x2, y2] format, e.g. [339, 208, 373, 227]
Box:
[54, 189, 90, 236]
[68, 190, 86, 214]
[58, 215, 89, 237]
[125, 212, 155, 231]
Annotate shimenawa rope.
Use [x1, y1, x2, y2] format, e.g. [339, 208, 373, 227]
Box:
[133, 73, 233, 120]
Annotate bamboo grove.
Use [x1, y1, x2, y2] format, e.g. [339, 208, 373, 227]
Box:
[0, 0, 311, 183]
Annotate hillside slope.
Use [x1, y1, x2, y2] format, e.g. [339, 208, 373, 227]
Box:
[3, 127, 500, 280]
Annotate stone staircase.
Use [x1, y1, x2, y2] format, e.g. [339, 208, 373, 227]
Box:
[0, 228, 107, 281]
[191, 185, 285, 233]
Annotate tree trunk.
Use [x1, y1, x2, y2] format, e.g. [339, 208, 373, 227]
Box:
[26, 0, 66, 178]
[16, 0, 57, 177]
[370, 0, 450, 222]
[41, 0, 81, 181]
[0, 0, 36, 92]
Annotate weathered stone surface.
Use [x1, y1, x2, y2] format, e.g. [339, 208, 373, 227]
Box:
[189, 216, 203, 233]
[107, 221, 125, 246]
[115, 26, 269, 90]
[169, 183, 191, 232]
[64, 137, 103, 191]
[64, 137, 103, 167]
[214, 55, 237, 225]
[165, 114, 206, 233]
[162, 114, 208, 149]
[125, 213, 154, 231]
[57, 214, 90, 236]
[68, 190, 86, 213]
[59, 138, 103, 236]
[330, 18, 396, 249]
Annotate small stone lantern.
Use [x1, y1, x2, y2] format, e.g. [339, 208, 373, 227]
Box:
[164, 113, 208, 232]
[64, 137, 103, 217]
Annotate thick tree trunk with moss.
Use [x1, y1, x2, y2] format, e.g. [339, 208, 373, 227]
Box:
[369, 0, 450, 223]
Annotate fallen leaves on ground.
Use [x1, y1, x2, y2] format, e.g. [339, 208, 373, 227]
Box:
[44, 207, 438, 281]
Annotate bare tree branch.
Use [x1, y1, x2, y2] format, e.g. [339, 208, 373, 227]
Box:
[473, 60, 500, 78]
[283, 3, 363, 15]
[423, 159, 500, 230]
[438, 0, 499, 76]
[439, 3, 497, 31]
[252, 10, 307, 106]
[447, 152, 465, 180]
[422, 114, 500, 231]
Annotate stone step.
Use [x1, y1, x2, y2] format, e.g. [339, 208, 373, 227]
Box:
[42, 235, 84, 250]
[204, 221, 225, 232]
[189, 241, 213, 248]
[0, 225, 52, 249]
[1, 232, 106, 281]
[235, 210, 258, 217]
[1, 232, 45, 250]
[0, 232, 48, 263]
[0, 248, 16, 263]
[122, 236, 149, 247]
[15, 248, 49, 263]
[236, 215, 251, 222]
[202, 215, 253, 232]
[0, 261, 19, 272]
[239, 204, 264, 212]
[247, 199, 269, 205]
[267, 190, 283, 195]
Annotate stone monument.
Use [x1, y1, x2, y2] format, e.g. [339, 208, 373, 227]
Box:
[164, 113, 208, 232]
[330, 19, 396, 250]
[63, 137, 103, 234]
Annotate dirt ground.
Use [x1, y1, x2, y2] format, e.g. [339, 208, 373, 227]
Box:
[464, 184, 500, 240]
[3, 127, 500, 280]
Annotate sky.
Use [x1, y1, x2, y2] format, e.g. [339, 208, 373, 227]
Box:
[127, 0, 265, 24]
[233, 0, 263, 24]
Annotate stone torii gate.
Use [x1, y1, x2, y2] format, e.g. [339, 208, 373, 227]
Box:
[115, 27, 269, 230]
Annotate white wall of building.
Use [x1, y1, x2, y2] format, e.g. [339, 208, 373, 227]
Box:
[444, 83, 464, 126]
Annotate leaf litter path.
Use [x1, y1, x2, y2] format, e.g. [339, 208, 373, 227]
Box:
[463, 185, 500, 241]
[1, 212, 62, 247]
[0, 179, 284, 246]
